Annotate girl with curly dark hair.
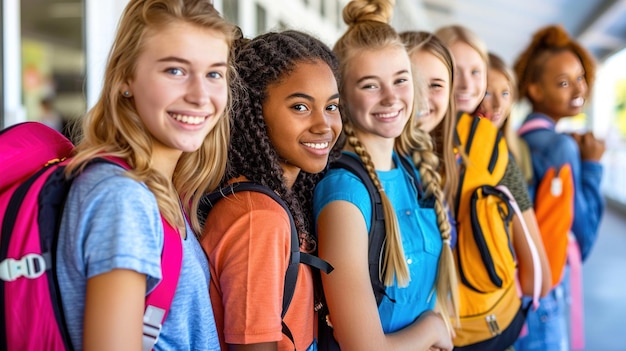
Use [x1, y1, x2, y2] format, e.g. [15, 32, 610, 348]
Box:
[200, 30, 341, 351]
[513, 24, 605, 351]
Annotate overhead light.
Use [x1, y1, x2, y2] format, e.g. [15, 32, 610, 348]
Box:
[49, 2, 83, 18]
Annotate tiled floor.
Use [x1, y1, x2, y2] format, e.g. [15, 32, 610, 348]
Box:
[582, 201, 626, 351]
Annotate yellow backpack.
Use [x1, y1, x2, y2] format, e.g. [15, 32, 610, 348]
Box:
[453, 113, 533, 350]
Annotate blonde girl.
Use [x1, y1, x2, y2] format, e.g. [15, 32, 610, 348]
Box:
[314, 1, 458, 350]
[56, 0, 235, 349]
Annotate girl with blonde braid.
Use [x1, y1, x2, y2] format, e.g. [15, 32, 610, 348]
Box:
[313, 1, 458, 350]
[401, 31, 459, 244]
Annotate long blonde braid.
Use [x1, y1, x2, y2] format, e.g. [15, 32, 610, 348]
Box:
[344, 123, 410, 287]
[396, 124, 460, 329]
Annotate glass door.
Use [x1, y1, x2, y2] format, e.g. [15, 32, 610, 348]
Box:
[20, 0, 85, 141]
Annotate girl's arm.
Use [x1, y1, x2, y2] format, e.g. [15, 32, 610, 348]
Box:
[569, 132, 605, 260]
[317, 201, 452, 351]
[512, 209, 552, 297]
[83, 269, 146, 351]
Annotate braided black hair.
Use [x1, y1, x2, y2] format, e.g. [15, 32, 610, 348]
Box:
[229, 30, 340, 253]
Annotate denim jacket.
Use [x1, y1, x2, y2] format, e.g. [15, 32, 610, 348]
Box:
[520, 113, 604, 260]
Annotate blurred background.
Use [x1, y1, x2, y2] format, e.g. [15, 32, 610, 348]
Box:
[2, 0, 625, 349]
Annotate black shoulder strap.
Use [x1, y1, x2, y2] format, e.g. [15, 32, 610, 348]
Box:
[198, 181, 332, 320]
[330, 154, 420, 305]
[329, 154, 387, 305]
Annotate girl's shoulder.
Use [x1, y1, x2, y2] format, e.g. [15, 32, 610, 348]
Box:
[72, 161, 152, 199]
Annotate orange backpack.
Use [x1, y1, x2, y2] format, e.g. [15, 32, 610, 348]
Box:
[518, 119, 575, 288]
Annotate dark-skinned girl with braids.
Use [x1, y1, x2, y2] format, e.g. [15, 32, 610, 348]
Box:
[200, 30, 342, 351]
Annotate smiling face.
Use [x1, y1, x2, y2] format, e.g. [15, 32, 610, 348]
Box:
[529, 50, 587, 119]
[125, 22, 229, 161]
[449, 41, 487, 114]
[262, 60, 341, 184]
[343, 46, 414, 143]
[480, 68, 513, 129]
[411, 49, 451, 133]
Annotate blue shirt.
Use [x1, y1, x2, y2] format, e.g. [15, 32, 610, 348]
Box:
[521, 113, 604, 260]
[313, 152, 441, 333]
[56, 162, 219, 350]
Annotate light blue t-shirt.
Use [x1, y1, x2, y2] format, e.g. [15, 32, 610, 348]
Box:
[56, 162, 219, 350]
[313, 152, 441, 333]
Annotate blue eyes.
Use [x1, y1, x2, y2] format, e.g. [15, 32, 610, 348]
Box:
[166, 68, 184, 76]
[208, 71, 224, 79]
[165, 68, 224, 79]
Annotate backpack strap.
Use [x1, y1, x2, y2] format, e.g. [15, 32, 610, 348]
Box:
[330, 153, 420, 305]
[518, 118, 554, 136]
[567, 233, 584, 350]
[97, 157, 183, 351]
[330, 154, 387, 305]
[198, 181, 332, 348]
[142, 218, 182, 351]
[495, 185, 542, 309]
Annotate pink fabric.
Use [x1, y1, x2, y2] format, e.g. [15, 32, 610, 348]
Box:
[517, 118, 553, 135]
[568, 233, 585, 350]
[497, 185, 542, 308]
[4, 163, 69, 350]
[107, 157, 183, 322]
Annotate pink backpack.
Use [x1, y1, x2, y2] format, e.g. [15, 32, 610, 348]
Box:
[0, 122, 182, 350]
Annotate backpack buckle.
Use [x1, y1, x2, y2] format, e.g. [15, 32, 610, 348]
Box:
[142, 305, 165, 351]
[0, 253, 47, 281]
[486, 314, 501, 335]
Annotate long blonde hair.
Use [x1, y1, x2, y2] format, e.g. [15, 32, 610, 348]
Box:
[401, 31, 459, 218]
[335, 0, 458, 327]
[67, 0, 236, 234]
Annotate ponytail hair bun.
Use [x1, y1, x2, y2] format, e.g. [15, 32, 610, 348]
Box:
[514, 24, 596, 100]
[343, 0, 395, 27]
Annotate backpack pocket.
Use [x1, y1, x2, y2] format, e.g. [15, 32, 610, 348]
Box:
[534, 165, 574, 287]
[457, 185, 516, 293]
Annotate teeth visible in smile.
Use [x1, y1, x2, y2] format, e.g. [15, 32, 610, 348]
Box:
[171, 113, 205, 125]
[303, 142, 329, 149]
[571, 97, 584, 107]
[375, 111, 399, 118]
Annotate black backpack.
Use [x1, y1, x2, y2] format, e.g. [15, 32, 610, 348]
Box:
[198, 181, 332, 349]
[317, 153, 418, 351]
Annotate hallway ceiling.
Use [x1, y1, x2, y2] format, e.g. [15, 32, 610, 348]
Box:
[402, 0, 626, 65]
[18, 0, 626, 66]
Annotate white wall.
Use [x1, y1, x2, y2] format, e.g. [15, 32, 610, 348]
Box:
[3, 0, 24, 127]
[84, 0, 128, 110]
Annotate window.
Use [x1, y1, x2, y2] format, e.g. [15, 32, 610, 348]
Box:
[256, 3, 267, 35]
[320, 0, 326, 17]
[223, 0, 239, 24]
[336, 0, 343, 28]
[21, 0, 85, 135]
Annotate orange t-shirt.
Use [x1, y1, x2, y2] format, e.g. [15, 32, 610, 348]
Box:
[200, 184, 315, 351]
